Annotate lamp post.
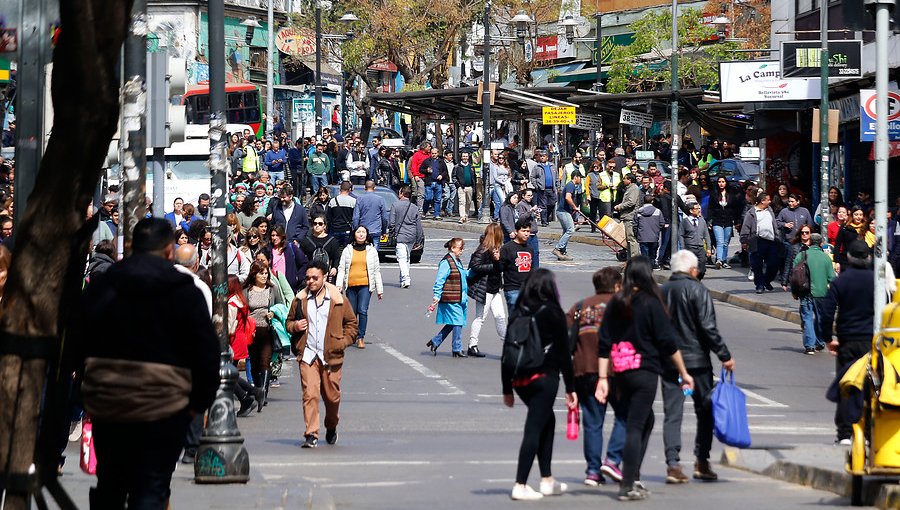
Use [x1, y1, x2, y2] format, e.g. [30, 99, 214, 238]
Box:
[337, 12, 359, 133]
[818, 4, 832, 240]
[478, 0, 493, 223]
[873, 0, 893, 333]
[267, 0, 274, 137]
[195, 0, 251, 483]
[315, 1, 324, 138]
[670, 0, 680, 264]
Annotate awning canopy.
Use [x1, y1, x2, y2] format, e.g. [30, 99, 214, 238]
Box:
[530, 62, 587, 87]
[367, 85, 603, 122]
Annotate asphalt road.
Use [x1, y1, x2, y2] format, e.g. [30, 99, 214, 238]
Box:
[58, 225, 856, 508]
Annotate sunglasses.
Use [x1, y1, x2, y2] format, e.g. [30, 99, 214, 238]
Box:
[801, 231, 811, 234]
[313, 221, 325, 226]
[249, 235, 259, 239]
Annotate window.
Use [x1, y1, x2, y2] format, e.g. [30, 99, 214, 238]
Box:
[249, 49, 267, 71]
[796, 0, 818, 15]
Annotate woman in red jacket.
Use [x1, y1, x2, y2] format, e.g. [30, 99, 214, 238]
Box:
[227, 274, 263, 416]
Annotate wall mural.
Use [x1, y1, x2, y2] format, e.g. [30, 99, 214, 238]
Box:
[147, 13, 199, 83]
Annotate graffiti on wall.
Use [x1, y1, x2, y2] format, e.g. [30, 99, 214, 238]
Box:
[148, 13, 199, 83]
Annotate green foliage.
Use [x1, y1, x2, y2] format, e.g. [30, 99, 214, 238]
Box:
[606, 7, 747, 93]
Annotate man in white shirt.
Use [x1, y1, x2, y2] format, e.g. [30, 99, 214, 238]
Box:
[286, 260, 358, 448]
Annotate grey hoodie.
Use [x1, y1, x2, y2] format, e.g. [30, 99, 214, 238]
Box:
[635, 203, 666, 243]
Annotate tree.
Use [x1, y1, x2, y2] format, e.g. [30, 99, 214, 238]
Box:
[0, 0, 131, 507]
[606, 7, 743, 93]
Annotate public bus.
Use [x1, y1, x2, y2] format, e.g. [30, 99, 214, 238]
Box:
[181, 82, 263, 137]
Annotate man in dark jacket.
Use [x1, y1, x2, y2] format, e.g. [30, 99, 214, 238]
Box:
[419, 147, 450, 219]
[819, 239, 874, 444]
[661, 249, 734, 484]
[75, 218, 220, 508]
[271, 183, 310, 244]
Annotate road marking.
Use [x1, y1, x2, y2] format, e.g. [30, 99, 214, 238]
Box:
[379, 344, 465, 395]
[320, 481, 421, 488]
[255, 459, 587, 468]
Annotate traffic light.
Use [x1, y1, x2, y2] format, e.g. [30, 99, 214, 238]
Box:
[146, 51, 186, 148]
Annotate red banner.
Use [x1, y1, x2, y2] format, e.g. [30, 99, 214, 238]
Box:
[535, 36, 558, 61]
[868, 141, 900, 160]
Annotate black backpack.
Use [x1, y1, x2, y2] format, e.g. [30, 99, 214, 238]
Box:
[311, 238, 333, 270]
[502, 305, 549, 378]
[789, 250, 811, 298]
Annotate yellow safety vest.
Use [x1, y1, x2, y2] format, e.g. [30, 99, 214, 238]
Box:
[598, 171, 620, 203]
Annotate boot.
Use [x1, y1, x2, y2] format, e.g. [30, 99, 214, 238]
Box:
[260, 371, 271, 410]
[255, 372, 267, 413]
[236, 394, 255, 417]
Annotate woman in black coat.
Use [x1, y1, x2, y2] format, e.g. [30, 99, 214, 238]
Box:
[465, 224, 506, 358]
[706, 176, 741, 269]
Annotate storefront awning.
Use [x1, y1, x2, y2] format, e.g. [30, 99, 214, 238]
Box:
[530, 62, 587, 87]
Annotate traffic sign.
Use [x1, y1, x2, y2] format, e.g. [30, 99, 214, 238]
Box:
[619, 109, 653, 128]
[542, 106, 576, 125]
[859, 89, 900, 142]
[292, 98, 315, 123]
[571, 113, 602, 131]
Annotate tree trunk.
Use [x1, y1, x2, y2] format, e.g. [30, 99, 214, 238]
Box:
[0, 0, 131, 507]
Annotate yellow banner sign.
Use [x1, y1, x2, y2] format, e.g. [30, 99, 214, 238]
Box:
[542, 106, 576, 125]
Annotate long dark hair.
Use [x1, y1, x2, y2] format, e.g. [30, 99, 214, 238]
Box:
[613, 255, 663, 319]
[517, 268, 560, 313]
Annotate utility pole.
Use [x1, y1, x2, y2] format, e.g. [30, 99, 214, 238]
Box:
[872, 0, 894, 333]
[669, 0, 680, 263]
[594, 8, 603, 159]
[818, 2, 831, 239]
[478, 0, 493, 224]
[195, 0, 251, 483]
[315, 2, 323, 138]
[266, 0, 274, 138]
[121, 0, 148, 256]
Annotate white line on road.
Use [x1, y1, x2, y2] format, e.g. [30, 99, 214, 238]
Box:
[379, 344, 465, 395]
[320, 481, 422, 488]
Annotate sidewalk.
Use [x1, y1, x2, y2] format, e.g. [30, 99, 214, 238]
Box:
[721, 444, 900, 509]
[439, 216, 801, 324]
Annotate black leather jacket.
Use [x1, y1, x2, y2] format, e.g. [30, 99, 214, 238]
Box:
[661, 273, 732, 370]
[467, 246, 502, 303]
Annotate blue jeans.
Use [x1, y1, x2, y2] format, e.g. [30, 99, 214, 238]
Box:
[432, 324, 462, 352]
[443, 183, 457, 216]
[505, 289, 520, 311]
[639, 242, 658, 260]
[424, 181, 443, 218]
[575, 375, 626, 475]
[345, 285, 372, 338]
[269, 170, 285, 183]
[800, 296, 825, 349]
[491, 185, 506, 220]
[310, 174, 328, 193]
[556, 211, 575, 251]
[713, 225, 733, 263]
[527, 234, 540, 269]
[658, 225, 671, 264]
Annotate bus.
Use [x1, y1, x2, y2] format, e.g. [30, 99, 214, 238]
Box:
[181, 82, 263, 137]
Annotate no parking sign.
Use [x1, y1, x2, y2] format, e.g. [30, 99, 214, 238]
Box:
[860, 89, 900, 142]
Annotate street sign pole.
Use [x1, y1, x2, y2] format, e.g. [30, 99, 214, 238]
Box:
[818, 3, 831, 240]
[873, 0, 894, 335]
[670, 0, 680, 265]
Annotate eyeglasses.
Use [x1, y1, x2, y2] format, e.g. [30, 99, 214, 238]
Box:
[801, 231, 811, 235]
[249, 235, 259, 239]
[313, 221, 325, 226]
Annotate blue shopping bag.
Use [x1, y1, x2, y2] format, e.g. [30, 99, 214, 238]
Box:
[712, 368, 752, 448]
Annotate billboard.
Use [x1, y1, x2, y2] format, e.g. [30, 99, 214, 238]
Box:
[781, 40, 862, 78]
[719, 61, 820, 103]
[859, 89, 900, 142]
[534, 36, 558, 61]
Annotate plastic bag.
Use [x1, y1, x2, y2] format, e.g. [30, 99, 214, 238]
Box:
[712, 368, 752, 448]
[80, 417, 97, 475]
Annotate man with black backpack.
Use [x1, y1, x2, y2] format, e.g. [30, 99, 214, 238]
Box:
[299, 214, 342, 284]
[793, 232, 834, 354]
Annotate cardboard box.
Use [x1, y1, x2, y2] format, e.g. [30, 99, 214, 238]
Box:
[597, 215, 626, 247]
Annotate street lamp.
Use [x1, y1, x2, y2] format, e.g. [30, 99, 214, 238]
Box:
[240, 16, 261, 48]
[560, 15, 579, 44]
[510, 10, 533, 44]
[337, 12, 359, 133]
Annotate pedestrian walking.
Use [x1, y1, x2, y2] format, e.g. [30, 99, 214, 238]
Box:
[567, 267, 627, 487]
[502, 269, 577, 501]
[243, 260, 286, 409]
[794, 232, 835, 354]
[777, 194, 813, 290]
[595, 255, 694, 501]
[299, 214, 342, 284]
[515, 188, 541, 269]
[635, 195, 665, 264]
[336, 225, 384, 349]
[615, 173, 641, 259]
[819, 239, 874, 445]
[707, 177, 739, 269]
[499, 192, 521, 241]
[552, 171, 582, 261]
[425, 238, 470, 357]
[352, 180, 389, 240]
[287, 260, 359, 448]
[681, 202, 711, 280]
[739, 192, 782, 294]
[500, 218, 534, 310]
[660, 250, 735, 483]
[454, 151, 477, 223]
[326, 181, 357, 248]
[389, 185, 424, 289]
[529, 150, 557, 227]
[490, 152, 512, 221]
[420, 147, 449, 220]
[466, 223, 506, 358]
[269, 225, 309, 294]
[76, 218, 219, 508]
[270, 184, 310, 245]
[227, 274, 265, 417]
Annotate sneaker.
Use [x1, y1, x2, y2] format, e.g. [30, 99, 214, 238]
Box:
[837, 438, 852, 446]
[68, 419, 83, 442]
[326, 428, 338, 445]
[510, 484, 543, 501]
[665, 465, 690, 484]
[401, 282, 410, 289]
[600, 459, 623, 482]
[816, 344, 826, 351]
[583, 473, 603, 486]
[805, 347, 816, 355]
[715, 260, 722, 269]
[539, 479, 567, 496]
[301, 434, 318, 448]
[693, 460, 718, 481]
[181, 449, 196, 464]
[748, 270, 754, 281]
[269, 378, 281, 388]
[755, 287, 764, 294]
[764, 283, 774, 291]
[617, 485, 648, 501]
[633, 480, 649, 494]
[722, 262, 732, 269]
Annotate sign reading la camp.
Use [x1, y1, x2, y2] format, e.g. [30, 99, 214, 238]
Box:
[542, 106, 576, 125]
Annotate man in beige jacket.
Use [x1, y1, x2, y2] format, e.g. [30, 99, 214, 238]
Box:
[287, 259, 358, 448]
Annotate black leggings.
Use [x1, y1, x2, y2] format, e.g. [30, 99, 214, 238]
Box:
[617, 369, 658, 487]
[513, 375, 559, 484]
[248, 326, 274, 387]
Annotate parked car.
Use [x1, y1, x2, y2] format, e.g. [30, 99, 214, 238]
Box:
[707, 159, 760, 186]
[635, 158, 672, 177]
[327, 184, 423, 263]
[344, 128, 404, 148]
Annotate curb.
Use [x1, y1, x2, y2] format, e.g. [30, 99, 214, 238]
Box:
[720, 447, 850, 497]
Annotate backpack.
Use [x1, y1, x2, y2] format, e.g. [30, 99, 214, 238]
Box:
[789, 250, 811, 298]
[502, 305, 549, 378]
[311, 238, 333, 270]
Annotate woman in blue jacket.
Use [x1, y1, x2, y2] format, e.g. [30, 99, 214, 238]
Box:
[426, 238, 469, 357]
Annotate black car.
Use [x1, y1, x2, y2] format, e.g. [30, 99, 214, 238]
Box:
[707, 159, 760, 186]
[326, 184, 423, 263]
